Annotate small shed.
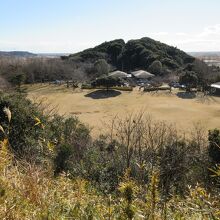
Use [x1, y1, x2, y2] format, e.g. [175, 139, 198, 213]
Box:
[131, 70, 155, 79]
[108, 70, 129, 78]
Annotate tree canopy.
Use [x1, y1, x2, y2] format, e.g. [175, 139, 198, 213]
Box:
[94, 59, 109, 77]
[91, 76, 121, 90]
[179, 71, 198, 92]
[68, 37, 195, 74]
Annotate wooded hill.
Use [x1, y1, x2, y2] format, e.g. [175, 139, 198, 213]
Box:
[0, 51, 37, 58]
[66, 37, 195, 75]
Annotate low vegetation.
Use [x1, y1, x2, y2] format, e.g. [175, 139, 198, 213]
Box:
[0, 92, 220, 219]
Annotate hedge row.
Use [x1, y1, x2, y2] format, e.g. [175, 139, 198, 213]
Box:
[144, 86, 171, 92]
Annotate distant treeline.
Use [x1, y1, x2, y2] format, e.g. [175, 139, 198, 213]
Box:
[0, 56, 94, 84]
[0, 37, 220, 88]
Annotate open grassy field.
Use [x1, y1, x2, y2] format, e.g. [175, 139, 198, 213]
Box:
[26, 84, 220, 136]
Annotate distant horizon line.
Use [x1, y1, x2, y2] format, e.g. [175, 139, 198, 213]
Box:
[1, 50, 220, 55]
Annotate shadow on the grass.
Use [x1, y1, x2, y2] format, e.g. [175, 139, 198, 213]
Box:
[85, 89, 121, 99]
[176, 92, 196, 99]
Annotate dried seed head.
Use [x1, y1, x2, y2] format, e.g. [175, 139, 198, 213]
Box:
[0, 125, 4, 134]
[3, 107, 11, 123]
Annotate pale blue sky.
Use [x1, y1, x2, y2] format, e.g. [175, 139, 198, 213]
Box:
[1, 0, 220, 52]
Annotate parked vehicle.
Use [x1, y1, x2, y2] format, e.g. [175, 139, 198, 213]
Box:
[169, 82, 186, 89]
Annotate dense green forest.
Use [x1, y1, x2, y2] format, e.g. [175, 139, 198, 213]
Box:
[67, 37, 195, 74]
[0, 91, 219, 219]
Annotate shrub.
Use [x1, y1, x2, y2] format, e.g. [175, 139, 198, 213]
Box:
[159, 141, 188, 195]
[91, 76, 122, 90]
[208, 129, 220, 164]
[73, 135, 124, 192]
[111, 86, 133, 91]
[81, 84, 94, 89]
[179, 71, 198, 91]
[0, 93, 49, 161]
[144, 86, 170, 92]
[53, 117, 91, 175]
[0, 96, 219, 219]
[148, 60, 162, 74]
[94, 59, 109, 77]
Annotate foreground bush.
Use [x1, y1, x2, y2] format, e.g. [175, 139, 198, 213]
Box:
[0, 92, 49, 161]
[208, 129, 220, 164]
[0, 93, 220, 219]
[0, 148, 219, 219]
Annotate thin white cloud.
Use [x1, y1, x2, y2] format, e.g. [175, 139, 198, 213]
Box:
[147, 24, 220, 51]
[1, 24, 220, 52]
[201, 24, 220, 36]
[149, 32, 169, 36]
[176, 32, 188, 36]
[180, 24, 220, 51]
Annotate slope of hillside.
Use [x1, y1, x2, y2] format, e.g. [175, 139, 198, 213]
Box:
[67, 37, 195, 74]
[0, 51, 37, 57]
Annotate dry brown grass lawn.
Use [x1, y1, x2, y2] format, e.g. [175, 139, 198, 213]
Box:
[26, 84, 220, 136]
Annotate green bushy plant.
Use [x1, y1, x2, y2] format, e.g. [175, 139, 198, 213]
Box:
[0, 95, 219, 219]
[208, 129, 220, 164]
[0, 92, 49, 161]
